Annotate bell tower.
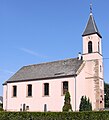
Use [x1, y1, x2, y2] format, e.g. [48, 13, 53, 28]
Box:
[82, 7, 102, 60]
[82, 5, 104, 110]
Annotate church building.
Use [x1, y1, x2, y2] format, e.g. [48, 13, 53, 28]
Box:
[3, 8, 104, 112]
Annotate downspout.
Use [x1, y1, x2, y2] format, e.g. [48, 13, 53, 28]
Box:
[74, 74, 77, 111]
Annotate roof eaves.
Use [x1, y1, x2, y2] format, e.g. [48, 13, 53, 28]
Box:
[2, 81, 7, 85]
[6, 74, 77, 83]
[82, 32, 102, 38]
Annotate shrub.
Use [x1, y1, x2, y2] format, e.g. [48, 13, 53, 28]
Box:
[0, 108, 3, 111]
[0, 104, 3, 108]
[79, 96, 92, 111]
[0, 111, 109, 120]
[62, 91, 72, 112]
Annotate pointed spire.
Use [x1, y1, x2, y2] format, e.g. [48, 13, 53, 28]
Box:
[82, 4, 102, 38]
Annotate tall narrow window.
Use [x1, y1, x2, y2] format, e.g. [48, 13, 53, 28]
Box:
[44, 83, 49, 96]
[88, 41, 92, 53]
[13, 85, 17, 97]
[100, 65, 102, 72]
[98, 42, 100, 53]
[63, 81, 68, 95]
[27, 84, 32, 96]
[44, 104, 47, 112]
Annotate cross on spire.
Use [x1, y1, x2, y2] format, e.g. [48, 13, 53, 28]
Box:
[90, 3, 92, 13]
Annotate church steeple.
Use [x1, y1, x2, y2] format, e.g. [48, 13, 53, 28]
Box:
[82, 4, 104, 110]
[82, 6, 102, 38]
[82, 5, 102, 59]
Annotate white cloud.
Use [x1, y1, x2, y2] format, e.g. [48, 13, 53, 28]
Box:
[0, 69, 14, 74]
[20, 48, 49, 59]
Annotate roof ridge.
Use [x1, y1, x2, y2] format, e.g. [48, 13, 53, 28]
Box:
[23, 58, 78, 67]
[91, 14, 97, 32]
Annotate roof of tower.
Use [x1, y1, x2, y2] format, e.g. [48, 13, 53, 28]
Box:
[82, 13, 102, 38]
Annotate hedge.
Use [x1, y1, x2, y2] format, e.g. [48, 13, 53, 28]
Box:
[0, 111, 109, 120]
[0, 108, 3, 111]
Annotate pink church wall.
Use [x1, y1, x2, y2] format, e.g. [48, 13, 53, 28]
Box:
[75, 61, 95, 111]
[3, 77, 79, 112]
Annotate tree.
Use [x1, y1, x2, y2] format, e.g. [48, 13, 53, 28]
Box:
[104, 82, 109, 108]
[0, 103, 3, 108]
[79, 96, 92, 111]
[0, 103, 3, 111]
[62, 91, 72, 112]
[87, 98, 92, 110]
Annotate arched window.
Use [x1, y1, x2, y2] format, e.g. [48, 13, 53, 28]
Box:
[88, 41, 92, 53]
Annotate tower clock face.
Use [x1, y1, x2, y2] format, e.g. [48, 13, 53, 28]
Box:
[88, 36, 91, 39]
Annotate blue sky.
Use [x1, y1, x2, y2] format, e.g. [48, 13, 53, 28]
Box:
[0, 0, 109, 96]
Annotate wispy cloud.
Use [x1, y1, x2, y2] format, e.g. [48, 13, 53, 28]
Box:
[0, 69, 14, 74]
[20, 48, 49, 59]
